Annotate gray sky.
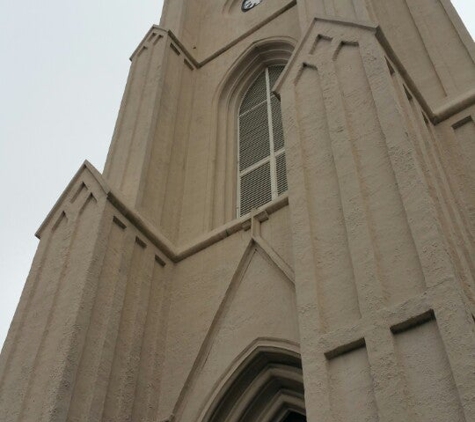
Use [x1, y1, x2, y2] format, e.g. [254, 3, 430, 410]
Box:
[0, 0, 164, 351]
[0, 1, 474, 352]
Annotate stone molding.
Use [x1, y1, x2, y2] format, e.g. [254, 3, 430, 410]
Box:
[37, 160, 291, 264]
[273, 14, 475, 125]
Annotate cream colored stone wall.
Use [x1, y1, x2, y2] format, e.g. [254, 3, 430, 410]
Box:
[276, 15, 475, 420]
[0, 164, 174, 421]
[1, 0, 475, 421]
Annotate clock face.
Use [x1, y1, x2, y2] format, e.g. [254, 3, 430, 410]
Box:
[242, 0, 263, 12]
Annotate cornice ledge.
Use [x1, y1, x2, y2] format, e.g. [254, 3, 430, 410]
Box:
[109, 188, 289, 263]
[175, 194, 289, 262]
[274, 15, 475, 124]
[129, 25, 168, 61]
[376, 28, 475, 124]
[273, 14, 377, 96]
[167, 29, 200, 68]
[106, 188, 178, 261]
[109, 190, 288, 263]
[35, 160, 109, 238]
[35, 160, 179, 261]
[308, 14, 378, 31]
[36, 161, 290, 263]
[129, 25, 199, 68]
[431, 88, 475, 123]
[132, 1, 297, 69]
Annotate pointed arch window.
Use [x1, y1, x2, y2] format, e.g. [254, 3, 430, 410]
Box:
[238, 65, 288, 217]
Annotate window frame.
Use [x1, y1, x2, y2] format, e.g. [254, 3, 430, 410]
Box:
[236, 66, 287, 217]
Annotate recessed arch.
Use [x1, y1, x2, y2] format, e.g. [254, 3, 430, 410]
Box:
[199, 341, 306, 422]
[205, 37, 295, 230]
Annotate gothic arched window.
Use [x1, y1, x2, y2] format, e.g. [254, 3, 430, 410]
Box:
[238, 65, 288, 217]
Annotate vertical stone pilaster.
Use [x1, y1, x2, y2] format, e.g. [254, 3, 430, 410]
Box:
[277, 16, 475, 421]
[103, 27, 196, 241]
[0, 166, 110, 422]
[104, 27, 169, 201]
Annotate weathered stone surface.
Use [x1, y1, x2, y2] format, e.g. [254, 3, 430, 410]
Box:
[1, 1, 475, 421]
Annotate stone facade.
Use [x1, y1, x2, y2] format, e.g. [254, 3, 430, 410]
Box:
[1, 0, 475, 421]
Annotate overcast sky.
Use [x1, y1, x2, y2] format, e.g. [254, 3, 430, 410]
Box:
[0, 1, 474, 351]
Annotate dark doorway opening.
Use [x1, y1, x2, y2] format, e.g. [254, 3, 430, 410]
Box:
[282, 412, 307, 422]
[206, 347, 306, 422]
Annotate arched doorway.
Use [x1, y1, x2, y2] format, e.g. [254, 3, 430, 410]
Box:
[203, 345, 306, 422]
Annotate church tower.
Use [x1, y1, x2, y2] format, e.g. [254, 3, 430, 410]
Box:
[2, 0, 475, 420]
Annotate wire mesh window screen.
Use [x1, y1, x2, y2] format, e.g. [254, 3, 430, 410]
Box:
[239, 103, 270, 171]
[240, 72, 267, 113]
[240, 162, 272, 216]
[268, 66, 283, 88]
[238, 66, 287, 217]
